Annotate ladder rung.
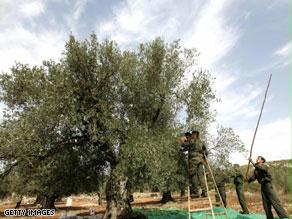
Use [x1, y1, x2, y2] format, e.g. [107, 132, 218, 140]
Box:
[190, 197, 209, 200]
[206, 212, 226, 215]
[190, 207, 212, 212]
[189, 201, 211, 204]
[189, 202, 217, 205]
[189, 198, 210, 202]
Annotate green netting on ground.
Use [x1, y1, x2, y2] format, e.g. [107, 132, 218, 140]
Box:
[134, 207, 271, 219]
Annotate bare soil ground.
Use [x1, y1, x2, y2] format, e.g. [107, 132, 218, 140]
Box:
[0, 191, 290, 219]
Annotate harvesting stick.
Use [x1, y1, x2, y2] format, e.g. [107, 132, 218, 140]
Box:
[245, 74, 272, 178]
[202, 165, 215, 219]
[203, 154, 228, 219]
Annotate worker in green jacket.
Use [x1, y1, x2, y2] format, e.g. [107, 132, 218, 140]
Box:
[180, 130, 208, 198]
[190, 130, 208, 197]
[248, 156, 288, 219]
[230, 164, 249, 214]
[214, 170, 229, 207]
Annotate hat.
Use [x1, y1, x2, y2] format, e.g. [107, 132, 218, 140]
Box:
[184, 132, 191, 137]
[258, 156, 266, 163]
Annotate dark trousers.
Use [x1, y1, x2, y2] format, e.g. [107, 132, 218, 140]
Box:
[215, 186, 227, 207]
[235, 184, 249, 213]
[261, 182, 288, 219]
[190, 163, 207, 195]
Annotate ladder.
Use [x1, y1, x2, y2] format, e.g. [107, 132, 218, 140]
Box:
[187, 155, 229, 219]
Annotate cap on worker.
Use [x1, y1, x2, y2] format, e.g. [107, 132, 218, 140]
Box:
[184, 132, 191, 137]
[258, 156, 266, 163]
[191, 130, 199, 134]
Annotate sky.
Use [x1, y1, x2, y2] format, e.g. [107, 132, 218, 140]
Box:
[0, 0, 291, 164]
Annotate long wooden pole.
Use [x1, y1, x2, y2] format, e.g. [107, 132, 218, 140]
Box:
[204, 154, 228, 219]
[245, 74, 272, 178]
[202, 165, 215, 219]
[187, 185, 191, 219]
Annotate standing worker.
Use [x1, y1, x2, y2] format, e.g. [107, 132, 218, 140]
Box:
[214, 169, 229, 207]
[180, 131, 208, 198]
[190, 130, 208, 197]
[248, 156, 288, 219]
[230, 164, 249, 214]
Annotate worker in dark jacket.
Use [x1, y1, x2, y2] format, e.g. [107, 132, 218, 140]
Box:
[248, 156, 288, 219]
[230, 164, 249, 214]
[214, 170, 229, 207]
[180, 131, 208, 198]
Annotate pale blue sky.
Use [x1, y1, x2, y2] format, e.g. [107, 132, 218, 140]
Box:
[0, 0, 290, 163]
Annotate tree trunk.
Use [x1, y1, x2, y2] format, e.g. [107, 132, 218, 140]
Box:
[180, 188, 185, 197]
[45, 195, 57, 209]
[37, 194, 58, 209]
[103, 169, 132, 219]
[160, 191, 174, 203]
[97, 191, 102, 206]
[34, 195, 44, 206]
[15, 195, 23, 209]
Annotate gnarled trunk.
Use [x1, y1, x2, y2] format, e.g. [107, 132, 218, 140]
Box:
[103, 169, 132, 219]
[34, 195, 44, 206]
[97, 191, 102, 206]
[160, 191, 174, 203]
[43, 195, 58, 209]
[180, 189, 185, 197]
[35, 194, 58, 209]
[15, 195, 23, 209]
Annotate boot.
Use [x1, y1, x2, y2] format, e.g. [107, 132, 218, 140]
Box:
[201, 192, 207, 198]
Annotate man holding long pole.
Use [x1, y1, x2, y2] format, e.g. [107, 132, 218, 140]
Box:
[244, 74, 288, 218]
[247, 156, 288, 219]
